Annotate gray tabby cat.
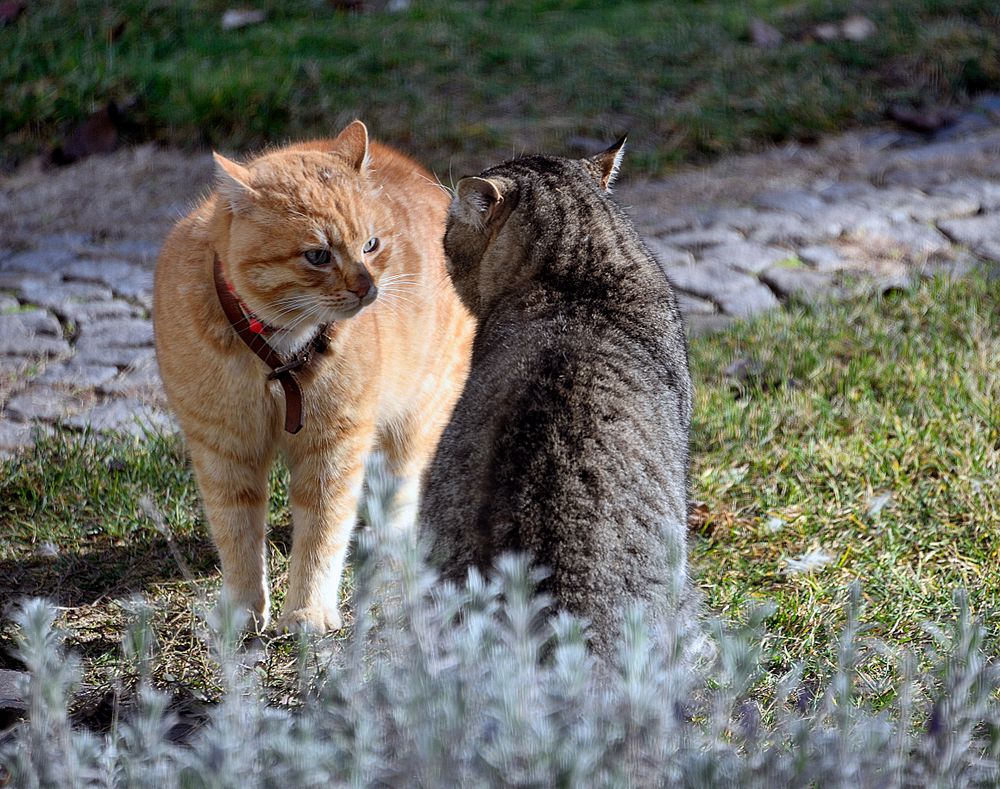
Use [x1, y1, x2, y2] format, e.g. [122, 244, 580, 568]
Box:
[420, 140, 694, 655]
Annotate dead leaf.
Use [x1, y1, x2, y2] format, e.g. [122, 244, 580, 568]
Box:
[50, 102, 124, 166]
[0, 1, 24, 26]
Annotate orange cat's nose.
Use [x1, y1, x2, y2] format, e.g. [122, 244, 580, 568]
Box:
[348, 270, 375, 301]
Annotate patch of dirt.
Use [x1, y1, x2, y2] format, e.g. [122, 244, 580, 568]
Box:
[0, 144, 213, 259]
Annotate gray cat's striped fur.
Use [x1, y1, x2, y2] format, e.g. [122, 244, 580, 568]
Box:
[420, 141, 693, 654]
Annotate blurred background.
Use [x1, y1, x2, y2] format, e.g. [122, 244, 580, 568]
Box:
[2, 0, 999, 177]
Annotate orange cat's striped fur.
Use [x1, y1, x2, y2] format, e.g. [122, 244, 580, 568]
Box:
[154, 121, 473, 633]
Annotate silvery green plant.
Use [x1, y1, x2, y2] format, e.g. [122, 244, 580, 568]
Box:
[2, 480, 999, 787]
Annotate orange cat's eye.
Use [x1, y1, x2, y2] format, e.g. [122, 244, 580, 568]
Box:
[363, 237, 380, 254]
[304, 249, 331, 267]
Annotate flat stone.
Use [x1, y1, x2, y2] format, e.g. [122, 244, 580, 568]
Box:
[63, 258, 154, 300]
[753, 189, 826, 218]
[697, 241, 792, 275]
[798, 245, 849, 272]
[644, 238, 695, 268]
[77, 317, 153, 348]
[16, 279, 114, 314]
[747, 213, 830, 245]
[99, 362, 162, 396]
[675, 292, 717, 316]
[659, 227, 743, 251]
[74, 345, 156, 369]
[0, 311, 70, 357]
[931, 112, 994, 143]
[699, 207, 764, 231]
[930, 179, 1000, 211]
[36, 361, 120, 389]
[0, 294, 19, 311]
[664, 261, 780, 317]
[64, 299, 142, 323]
[629, 210, 697, 236]
[938, 214, 1000, 256]
[0, 421, 47, 456]
[0, 248, 78, 277]
[761, 267, 836, 304]
[66, 399, 173, 437]
[848, 218, 952, 257]
[4, 386, 83, 422]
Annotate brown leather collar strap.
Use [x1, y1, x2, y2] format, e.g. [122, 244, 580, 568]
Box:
[213, 254, 329, 434]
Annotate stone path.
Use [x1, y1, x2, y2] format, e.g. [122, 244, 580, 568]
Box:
[3, 119, 1000, 457]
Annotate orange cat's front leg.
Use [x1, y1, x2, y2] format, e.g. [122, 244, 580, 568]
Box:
[277, 426, 374, 633]
[188, 436, 275, 631]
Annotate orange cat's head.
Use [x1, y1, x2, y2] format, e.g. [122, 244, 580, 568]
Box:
[211, 121, 385, 332]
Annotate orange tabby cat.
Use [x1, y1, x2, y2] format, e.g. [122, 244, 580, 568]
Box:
[154, 121, 473, 633]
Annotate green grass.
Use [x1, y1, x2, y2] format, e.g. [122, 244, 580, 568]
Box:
[1, 273, 997, 703]
[2, 0, 999, 173]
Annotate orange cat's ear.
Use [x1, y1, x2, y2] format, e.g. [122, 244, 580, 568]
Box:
[213, 152, 257, 214]
[586, 135, 627, 191]
[456, 176, 503, 221]
[332, 120, 370, 173]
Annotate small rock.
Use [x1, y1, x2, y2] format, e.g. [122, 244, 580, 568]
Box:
[938, 213, 1000, 256]
[0, 311, 70, 358]
[644, 238, 695, 269]
[0, 293, 18, 311]
[761, 266, 836, 303]
[16, 279, 114, 314]
[931, 179, 1000, 212]
[841, 14, 875, 41]
[723, 358, 765, 383]
[66, 399, 173, 437]
[753, 189, 826, 219]
[36, 362, 120, 389]
[0, 420, 48, 456]
[35, 541, 59, 558]
[78, 317, 153, 348]
[931, 112, 994, 143]
[675, 293, 717, 316]
[750, 18, 782, 48]
[664, 261, 780, 317]
[5, 387, 83, 422]
[63, 258, 153, 300]
[221, 8, 265, 30]
[748, 213, 827, 245]
[812, 22, 840, 41]
[74, 346, 156, 369]
[889, 105, 959, 134]
[798, 245, 848, 272]
[99, 363, 163, 396]
[698, 241, 793, 275]
[659, 227, 743, 251]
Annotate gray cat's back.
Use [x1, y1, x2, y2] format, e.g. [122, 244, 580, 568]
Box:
[421, 145, 692, 654]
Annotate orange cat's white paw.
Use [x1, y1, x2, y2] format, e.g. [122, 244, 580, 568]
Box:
[276, 605, 342, 634]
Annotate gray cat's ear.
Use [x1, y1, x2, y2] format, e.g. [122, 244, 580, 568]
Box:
[587, 135, 627, 191]
[332, 120, 370, 172]
[456, 176, 503, 220]
[213, 152, 257, 214]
